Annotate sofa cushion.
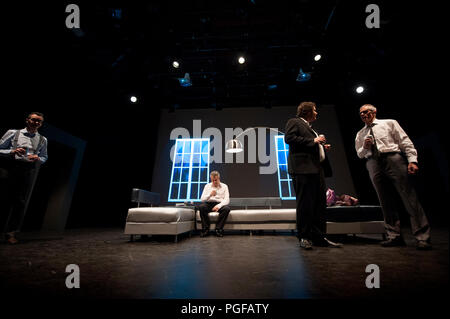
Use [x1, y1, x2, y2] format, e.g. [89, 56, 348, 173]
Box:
[127, 207, 195, 223]
[195, 206, 383, 223]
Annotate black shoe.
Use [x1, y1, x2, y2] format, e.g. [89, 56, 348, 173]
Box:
[215, 229, 224, 237]
[299, 238, 313, 250]
[200, 230, 210, 237]
[314, 237, 343, 248]
[381, 237, 406, 247]
[416, 240, 432, 250]
[5, 232, 18, 245]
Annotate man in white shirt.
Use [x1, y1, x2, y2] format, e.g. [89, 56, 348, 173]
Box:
[355, 104, 431, 250]
[198, 171, 230, 237]
[0, 112, 48, 244]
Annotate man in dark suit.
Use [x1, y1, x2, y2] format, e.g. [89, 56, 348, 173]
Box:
[285, 101, 341, 250]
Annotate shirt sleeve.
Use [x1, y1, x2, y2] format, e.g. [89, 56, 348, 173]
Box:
[216, 184, 230, 209]
[355, 129, 371, 159]
[200, 183, 211, 202]
[391, 120, 418, 163]
[0, 130, 15, 155]
[37, 137, 48, 164]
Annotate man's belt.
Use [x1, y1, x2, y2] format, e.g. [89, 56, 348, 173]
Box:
[368, 151, 400, 160]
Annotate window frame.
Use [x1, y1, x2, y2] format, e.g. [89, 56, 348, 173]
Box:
[274, 135, 295, 200]
[168, 138, 210, 202]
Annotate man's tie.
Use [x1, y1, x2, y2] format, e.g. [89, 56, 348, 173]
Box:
[369, 124, 380, 159]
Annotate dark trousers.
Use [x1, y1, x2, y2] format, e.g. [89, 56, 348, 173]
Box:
[366, 153, 430, 241]
[0, 159, 36, 233]
[291, 170, 327, 241]
[198, 202, 231, 231]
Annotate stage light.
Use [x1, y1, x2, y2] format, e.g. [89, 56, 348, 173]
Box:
[172, 61, 180, 68]
[356, 86, 365, 94]
[238, 56, 246, 64]
[314, 54, 322, 61]
[130, 96, 137, 103]
[296, 68, 311, 82]
[110, 8, 122, 20]
[178, 73, 192, 87]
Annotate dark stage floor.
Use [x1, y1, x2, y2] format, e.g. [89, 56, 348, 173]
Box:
[0, 227, 448, 300]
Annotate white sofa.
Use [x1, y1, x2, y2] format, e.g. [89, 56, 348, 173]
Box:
[195, 198, 385, 235]
[124, 190, 386, 242]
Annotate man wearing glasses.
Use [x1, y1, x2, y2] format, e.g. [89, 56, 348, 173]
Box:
[355, 104, 431, 250]
[0, 112, 48, 244]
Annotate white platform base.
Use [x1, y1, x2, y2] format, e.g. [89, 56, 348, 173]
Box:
[124, 221, 194, 242]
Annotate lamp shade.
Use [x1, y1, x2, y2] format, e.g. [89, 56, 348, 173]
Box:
[225, 139, 244, 153]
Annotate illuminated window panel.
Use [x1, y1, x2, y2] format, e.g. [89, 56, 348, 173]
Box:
[275, 135, 295, 200]
[168, 138, 210, 202]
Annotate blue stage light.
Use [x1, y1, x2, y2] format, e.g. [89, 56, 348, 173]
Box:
[296, 68, 311, 82]
[178, 73, 192, 87]
[110, 8, 122, 19]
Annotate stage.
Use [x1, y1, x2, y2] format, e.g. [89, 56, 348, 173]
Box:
[1, 2, 448, 316]
[1, 227, 447, 300]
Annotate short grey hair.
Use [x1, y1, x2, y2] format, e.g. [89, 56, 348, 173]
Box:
[360, 104, 377, 113]
[210, 171, 220, 178]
